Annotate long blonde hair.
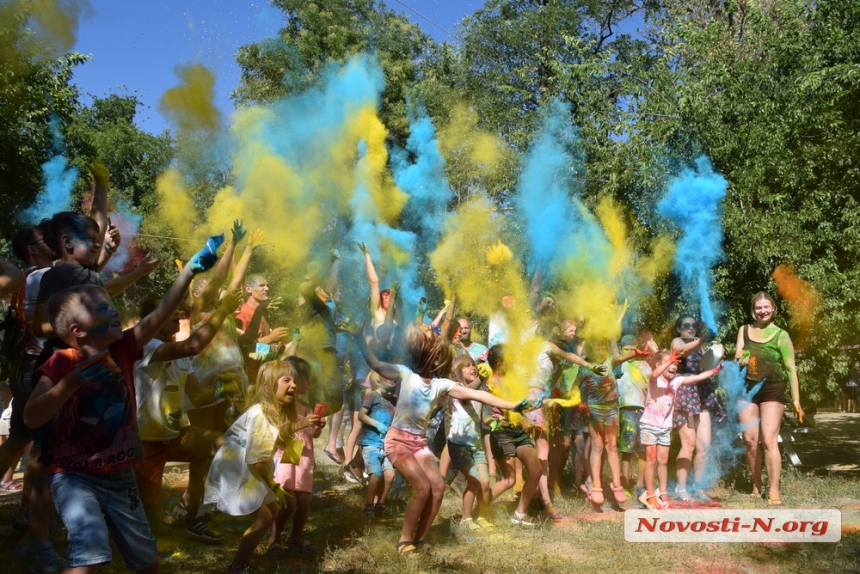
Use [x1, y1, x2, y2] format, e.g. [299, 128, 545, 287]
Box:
[252, 361, 299, 440]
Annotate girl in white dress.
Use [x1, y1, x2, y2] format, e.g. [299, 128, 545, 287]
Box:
[202, 360, 320, 573]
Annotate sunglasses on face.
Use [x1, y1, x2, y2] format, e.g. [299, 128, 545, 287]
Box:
[681, 322, 697, 329]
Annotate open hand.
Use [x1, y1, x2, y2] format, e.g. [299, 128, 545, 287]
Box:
[219, 288, 242, 312]
[189, 235, 225, 273]
[90, 157, 110, 186]
[354, 241, 369, 255]
[231, 220, 247, 243]
[249, 230, 265, 250]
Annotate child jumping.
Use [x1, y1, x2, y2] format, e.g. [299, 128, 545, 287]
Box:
[202, 360, 320, 573]
[639, 351, 721, 510]
[353, 324, 531, 554]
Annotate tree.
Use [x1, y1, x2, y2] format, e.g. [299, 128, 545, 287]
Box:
[233, 0, 433, 141]
[620, 0, 860, 399]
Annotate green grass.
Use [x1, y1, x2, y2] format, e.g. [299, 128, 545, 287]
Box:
[2, 464, 858, 574]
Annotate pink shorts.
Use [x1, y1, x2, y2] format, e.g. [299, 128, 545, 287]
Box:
[384, 427, 433, 464]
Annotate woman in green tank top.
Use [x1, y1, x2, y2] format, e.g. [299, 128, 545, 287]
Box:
[734, 292, 804, 506]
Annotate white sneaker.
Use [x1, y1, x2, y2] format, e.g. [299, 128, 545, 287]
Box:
[510, 511, 538, 527]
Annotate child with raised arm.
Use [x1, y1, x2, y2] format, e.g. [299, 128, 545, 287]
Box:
[355, 372, 397, 517]
[23, 236, 220, 574]
[638, 351, 722, 510]
[268, 356, 325, 554]
[202, 360, 319, 573]
[133, 288, 242, 540]
[353, 324, 531, 554]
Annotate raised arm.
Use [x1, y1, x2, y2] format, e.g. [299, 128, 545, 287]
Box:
[529, 269, 542, 313]
[192, 222, 245, 317]
[352, 330, 401, 382]
[89, 160, 110, 245]
[671, 335, 704, 358]
[150, 289, 241, 363]
[439, 293, 456, 341]
[104, 255, 158, 297]
[676, 365, 722, 386]
[447, 384, 522, 411]
[357, 242, 382, 316]
[135, 236, 221, 349]
[649, 351, 678, 383]
[226, 228, 262, 293]
[96, 221, 120, 271]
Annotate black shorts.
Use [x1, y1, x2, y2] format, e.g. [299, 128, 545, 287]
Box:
[489, 426, 535, 459]
[746, 379, 786, 405]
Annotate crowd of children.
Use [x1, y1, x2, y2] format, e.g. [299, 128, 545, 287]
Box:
[5, 175, 813, 573]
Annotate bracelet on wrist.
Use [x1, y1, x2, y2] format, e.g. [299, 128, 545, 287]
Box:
[104, 245, 116, 254]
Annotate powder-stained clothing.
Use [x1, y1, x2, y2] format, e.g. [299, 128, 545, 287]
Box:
[577, 360, 620, 408]
[390, 365, 455, 435]
[188, 314, 248, 410]
[358, 390, 395, 448]
[134, 339, 192, 442]
[203, 404, 278, 516]
[615, 361, 650, 409]
[446, 384, 483, 448]
[37, 330, 143, 474]
[273, 411, 315, 494]
[744, 326, 787, 383]
[641, 374, 688, 429]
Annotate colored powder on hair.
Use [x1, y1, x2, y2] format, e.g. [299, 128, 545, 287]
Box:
[657, 156, 727, 332]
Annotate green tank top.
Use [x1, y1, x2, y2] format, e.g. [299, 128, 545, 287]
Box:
[743, 326, 786, 383]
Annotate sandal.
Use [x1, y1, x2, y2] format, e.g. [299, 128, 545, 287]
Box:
[544, 503, 565, 522]
[674, 487, 692, 503]
[656, 489, 670, 509]
[323, 449, 344, 464]
[395, 540, 417, 554]
[590, 486, 604, 505]
[638, 491, 659, 511]
[1, 480, 23, 492]
[767, 497, 783, 506]
[610, 483, 627, 503]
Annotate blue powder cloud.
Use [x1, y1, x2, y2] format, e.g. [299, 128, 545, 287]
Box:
[657, 156, 727, 332]
[20, 115, 78, 224]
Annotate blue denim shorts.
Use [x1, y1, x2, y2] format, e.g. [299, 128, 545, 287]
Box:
[447, 441, 488, 470]
[361, 444, 394, 476]
[51, 469, 158, 570]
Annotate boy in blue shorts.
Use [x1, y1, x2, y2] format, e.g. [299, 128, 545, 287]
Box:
[23, 237, 219, 573]
[357, 373, 397, 517]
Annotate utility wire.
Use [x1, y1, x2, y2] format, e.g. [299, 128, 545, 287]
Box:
[392, 0, 455, 39]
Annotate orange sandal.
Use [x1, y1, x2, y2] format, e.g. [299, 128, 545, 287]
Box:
[610, 483, 627, 503]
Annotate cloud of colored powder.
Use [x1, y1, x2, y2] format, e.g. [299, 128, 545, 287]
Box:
[657, 156, 727, 333]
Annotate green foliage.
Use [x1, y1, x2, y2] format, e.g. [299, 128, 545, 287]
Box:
[233, 0, 432, 141]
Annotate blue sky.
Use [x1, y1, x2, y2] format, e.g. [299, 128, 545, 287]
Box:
[72, 1, 478, 135]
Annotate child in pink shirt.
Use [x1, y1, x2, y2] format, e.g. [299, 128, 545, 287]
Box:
[639, 351, 721, 510]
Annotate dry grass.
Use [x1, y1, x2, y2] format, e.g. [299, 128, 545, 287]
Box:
[2, 462, 857, 574]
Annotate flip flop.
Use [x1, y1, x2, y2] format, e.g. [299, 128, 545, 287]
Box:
[323, 449, 343, 464]
[767, 497, 783, 506]
[395, 540, 417, 554]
